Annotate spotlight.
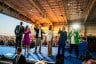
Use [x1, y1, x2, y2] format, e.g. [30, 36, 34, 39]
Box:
[71, 23, 80, 30]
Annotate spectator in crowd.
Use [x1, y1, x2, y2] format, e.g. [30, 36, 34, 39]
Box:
[0, 40, 4, 45]
[42, 36, 47, 46]
[53, 36, 58, 47]
[82, 59, 96, 64]
[35, 59, 46, 64]
[13, 47, 26, 64]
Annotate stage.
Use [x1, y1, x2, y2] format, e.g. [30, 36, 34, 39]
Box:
[0, 46, 57, 64]
[0, 42, 96, 64]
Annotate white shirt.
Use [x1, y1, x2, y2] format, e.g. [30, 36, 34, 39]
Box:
[15, 54, 21, 63]
[71, 31, 75, 44]
[38, 29, 41, 37]
[46, 30, 53, 41]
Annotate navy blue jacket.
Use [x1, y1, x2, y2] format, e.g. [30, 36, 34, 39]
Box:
[58, 31, 67, 45]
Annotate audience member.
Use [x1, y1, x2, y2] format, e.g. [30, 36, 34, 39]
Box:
[13, 47, 26, 64]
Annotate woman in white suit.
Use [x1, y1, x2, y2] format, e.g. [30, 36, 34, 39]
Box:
[47, 25, 53, 56]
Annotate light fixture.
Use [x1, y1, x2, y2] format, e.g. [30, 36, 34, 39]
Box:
[71, 23, 80, 30]
[30, 9, 32, 11]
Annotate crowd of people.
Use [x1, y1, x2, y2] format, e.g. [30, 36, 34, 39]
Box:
[0, 36, 15, 46]
[13, 22, 82, 64]
[0, 22, 89, 64]
[14, 22, 58, 56]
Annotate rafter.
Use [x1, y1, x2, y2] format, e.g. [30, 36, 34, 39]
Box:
[28, 0, 44, 17]
[3, 0, 33, 23]
[84, 0, 96, 24]
[0, 1, 33, 23]
[61, 0, 68, 24]
[28, 0, 52, 25]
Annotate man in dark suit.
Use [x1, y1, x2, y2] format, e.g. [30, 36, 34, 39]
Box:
[58, 26, 67, 55]
[33, 24, 44, 53]
[56, 26, 67, 64]
[14, 22, 24, 49]
[13, 47, 26, 64]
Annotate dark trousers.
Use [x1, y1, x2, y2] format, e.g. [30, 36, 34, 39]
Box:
[69, 44, 79, 57]
[57, 41, 65, 64]
[58, 42, 65, 55]
[15, 35, 22, 49]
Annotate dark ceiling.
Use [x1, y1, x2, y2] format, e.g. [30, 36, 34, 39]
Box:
[0, 0, 96, 26]
[86, 1, 96, 25]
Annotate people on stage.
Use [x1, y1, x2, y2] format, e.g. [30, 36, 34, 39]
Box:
[58, 26, 67, 55]
[68, 28, 80, 58]
[23, 25, 31, 54]
[14, 22, 24, 49]
[56, 26, 67, 64]
[46, 25, 53, 56]
[33, 24, 44, 53]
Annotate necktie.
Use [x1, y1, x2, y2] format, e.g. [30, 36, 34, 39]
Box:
[15, 55, 19, 64]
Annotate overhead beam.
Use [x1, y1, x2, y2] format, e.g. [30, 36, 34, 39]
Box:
[2, 1, 33, 23]
[61, 0, 68, 24]
[28, 0, 44, 17]
[46, 0, 60, 23]
[0, 1, 33, 23]
[41, 22, 67, 27]
[84, 0, 96, 24]
[28, 0, 53, 24]
[28, 0, 44, 25]
[53, 22, 67, 26]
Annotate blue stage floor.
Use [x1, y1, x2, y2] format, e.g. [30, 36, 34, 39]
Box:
[0, 43, 96, 64]
[0, 46, 57, 63]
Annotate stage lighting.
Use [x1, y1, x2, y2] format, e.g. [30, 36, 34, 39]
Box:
[72, 23, 80, 30]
